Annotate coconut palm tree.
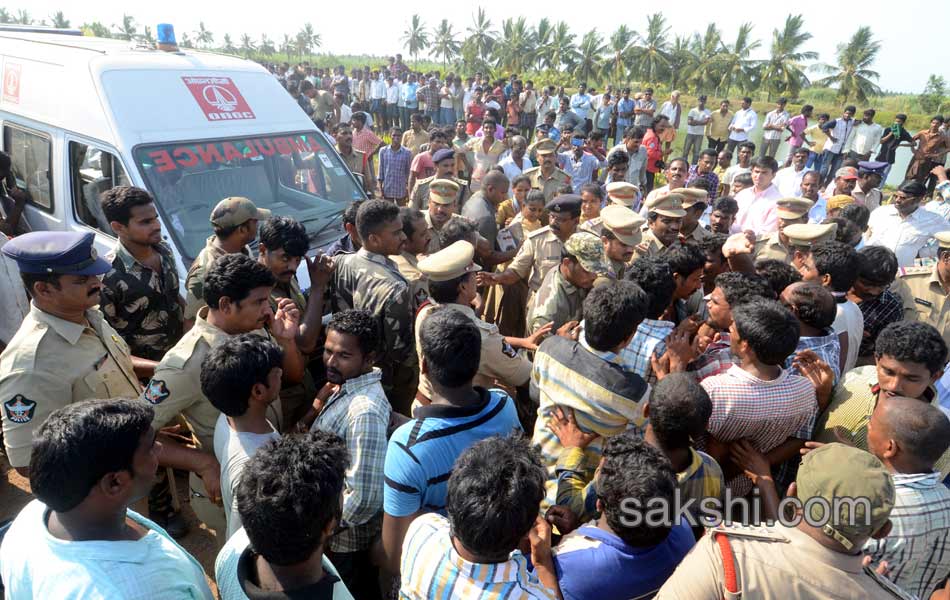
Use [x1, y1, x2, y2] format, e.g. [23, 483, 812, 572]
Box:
[685, 24, 722, 94]
[548, 21, 578, 73]
[757, 14, 817, 100]
[714, 23, 760, 96]
[297, 23, 320, 57]
[533, 18, 554, 71]
[113, 14, 136, 41]
[606, 25, 636, 84]
[49, 11, 70, 29]
[667, 35, 697, 92]
[180, 33, 194, 49]
[259, 34, 276, 57]
[0, 9, 11, 24]
[194, 22, 213, 48]
[572, 29, 607, 84]
[494, 17, 534, 74]
[814, 26, 882, 104]
[13, 9, 30, 24]
[222, 34, 238, 55]
[402, 14, 429, 64]
[281, 34, 295, 61]
[82, 22, 111, 38]
[431, 19, 460, 68]
[240, 34, 256, 59]
[630, 13, 671, 86]
[466, 7, 496, 60]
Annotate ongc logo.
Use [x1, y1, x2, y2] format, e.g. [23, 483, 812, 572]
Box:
[182, 76, 255, 121]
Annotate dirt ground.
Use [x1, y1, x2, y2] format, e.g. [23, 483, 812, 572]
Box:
[1, 458, 221, 598]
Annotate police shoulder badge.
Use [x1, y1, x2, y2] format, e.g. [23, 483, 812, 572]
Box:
[4, 395, 37, 423]
[502, 340, 518, 358]
[143, 379, 170, 405]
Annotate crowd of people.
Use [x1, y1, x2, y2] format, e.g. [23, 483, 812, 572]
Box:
[1, 54, 950, 600]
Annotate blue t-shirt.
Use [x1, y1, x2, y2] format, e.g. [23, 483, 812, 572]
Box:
[552, 519, 695, 600]
[383, 388, 522, 517]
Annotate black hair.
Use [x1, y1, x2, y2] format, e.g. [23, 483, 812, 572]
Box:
[356, 199, 400, 242]
[399, 207, 426, 239]
[203, 254, 276, 308]
[668, 156, 689, 170]
[649, 373, 712, 449]
[596, 433, 677, 547]
[326, 309, 381, 357]
[526, 190, 546, 205]
[734, 172, 753, 187]
[755, 259, 802, 298]
[580, 182, 603, 199]
[607, 150, 629, 169]
[624, 256, 675, 319]
[751, 156, 779, 173]
[785, 281, 836, 329]
[511, 174, 531, 189]
[731, 299, 800, 365]
[20, 272, 62, 296]
[737, 141, 756, 153]
[100, 186, 154, 226]
[824, 217, 861, 246]
[624, 126, 647, 140]
[30, 399, 154, 512]
[428, 274, 469, 304]
[699, 148, 718, 159]
[711, 196, 739, 216]
[439, 215, 478, 248]
[811, 240, 859, 292]
[839, 203, 870, 231]
[897, 180, 927, 197]
[715, 271, 774, 306]
[875, 321, 948, 375]
[856, 246, 898, 287]
[447, 435, 545, 558]
[200, 334, 284, 417]
[662, 241, 705, 278]
[259, 216, 308, 258]
[703, 233, 728, 259]
[236, 431, 347, 566]
[583, 281, 647, 351]
[845, 105, 856, 114]
[420, 306, 480, 387]
[885, 399, 950, 467]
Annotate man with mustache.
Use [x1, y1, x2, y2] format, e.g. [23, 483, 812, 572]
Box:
[0, 232, 143, 478]
[257, 216, 334, 427]
[144, 253, 305, 543]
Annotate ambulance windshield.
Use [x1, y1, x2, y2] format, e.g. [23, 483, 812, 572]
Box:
[133, 131, 364, 261]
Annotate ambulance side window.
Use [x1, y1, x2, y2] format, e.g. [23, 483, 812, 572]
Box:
[3, 125, 53, 211]
[68, 142, 130, 235]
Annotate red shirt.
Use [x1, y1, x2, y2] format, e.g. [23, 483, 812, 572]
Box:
[466, 102, 485, 135]
[643, 130, 663, 173]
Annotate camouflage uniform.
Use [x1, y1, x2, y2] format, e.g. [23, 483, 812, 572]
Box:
[332, 248, 417, 415]
[100, 241, 184, 361]
[183, 235, 250, 320]
[527, 266, 587, 334]
[392, 250, 430, 308]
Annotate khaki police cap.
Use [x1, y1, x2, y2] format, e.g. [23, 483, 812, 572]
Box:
[429, 179, 461, 204]
[605, 181, 639, 207]
[775, 197, 815, 220]
[564, 232, 610, 275]
[678, 187, 709, 209]
[936, 231, 950, 249]
[534, 138, 558, 155]
[796, 443, 895, 551]
[784, 222, 838, 247]
[827, 194, 855, 211]
[417, 240, 482, 282]
[600, 205, 644, 247]
[210, 197, 272, 228]
[646, 191, 686, 218]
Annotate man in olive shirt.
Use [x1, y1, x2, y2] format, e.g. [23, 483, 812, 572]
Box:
[752, 198, 814, 263]
[184, 196, 270, 320]
[633, 192, 685, 261]
[528, 232, 607, 334]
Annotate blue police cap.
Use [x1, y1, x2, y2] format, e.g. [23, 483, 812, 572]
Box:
[1, 232, 112, 276]
[546, 194, 582, 216]
[857, 160, 888, 175]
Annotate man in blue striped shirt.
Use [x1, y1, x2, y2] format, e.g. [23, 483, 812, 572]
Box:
[379, 307, 522, 575]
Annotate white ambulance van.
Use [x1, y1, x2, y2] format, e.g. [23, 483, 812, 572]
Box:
[0, 27, 364, 298]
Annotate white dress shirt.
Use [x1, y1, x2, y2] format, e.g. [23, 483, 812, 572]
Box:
[762, 109, 790, 140]
[867, 204, 949, 267]
[775, 165, 812, 197]
[499, 154, 534, 189]
[386, 82, 401, 104]
[686, 108, 711, 136]
[845, 122, 884, 155]
[728, 108, 758, 142]
[733, 183, 783, 234]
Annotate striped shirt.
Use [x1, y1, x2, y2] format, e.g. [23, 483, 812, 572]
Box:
[864, 472, 950, 599]
[813, 366, 950, 478]
[399, 513, 558, 600]
[688, 333, 735, 382]
[311, 368, 391, 553]
[531, 334, 650, 509]
[700, 365, 816, 496]
[677, 448, 725, 524]
[619, 318, 675, 383]
[384, 388, 521, 517]
[857, 290, 905, 357]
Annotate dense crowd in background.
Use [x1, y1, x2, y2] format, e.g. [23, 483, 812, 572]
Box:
[2, 51, 950, 600]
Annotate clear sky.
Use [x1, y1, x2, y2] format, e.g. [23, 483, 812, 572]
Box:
[19, 0, 943, 94]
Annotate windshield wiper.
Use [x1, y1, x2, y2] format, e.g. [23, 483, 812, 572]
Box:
[305, 212, 343, 244]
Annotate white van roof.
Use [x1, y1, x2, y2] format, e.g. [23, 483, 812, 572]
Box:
[0, 32, 315, 150]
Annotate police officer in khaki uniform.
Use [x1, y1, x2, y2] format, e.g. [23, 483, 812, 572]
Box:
[0, 232, 142, 472]
[524, 139, 571, 203]
[593, 204, 644, 284]
[409, 148, 469, 211]
[584, 182, 639, 235]
[392, 207, 433, 308]
[752, 198, 815, 263]
[145, 254, 304, 540]
[527, 232, 608, 334]
[184, 196, 271, 320]
[678, 188, 712, 244]
[414, 241, 541, 407]
[656, 443, 912, 600]
[633, 191, 686, 261]
[898, 230, 950, 347]
[782, 222, 839, 269]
